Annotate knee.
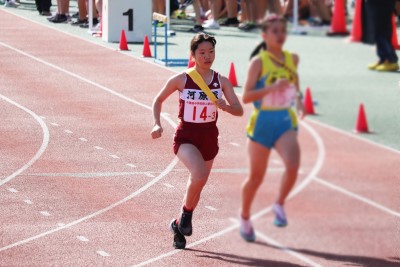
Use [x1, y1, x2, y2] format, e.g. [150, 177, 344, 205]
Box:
[244, 173, 264, 189]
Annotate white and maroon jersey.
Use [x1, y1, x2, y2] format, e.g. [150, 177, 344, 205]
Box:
[178, 70, 223, 125]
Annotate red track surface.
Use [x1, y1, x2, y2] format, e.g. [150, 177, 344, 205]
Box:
[0, 10, 399, 267]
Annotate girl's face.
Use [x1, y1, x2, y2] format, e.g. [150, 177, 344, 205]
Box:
[262, 20, 287, 49]
[193, 41, 215, 68]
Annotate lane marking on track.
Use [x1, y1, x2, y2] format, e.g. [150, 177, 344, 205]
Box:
[308, 119, 400, 154]
[79, 137, 88, 142]
[109, 155, 120, 159]
[229, 142, 240, 147]
[0, 39, 180, 253]
[0, 94, 50, 187]
[163, 183, 174, 188]
[40, 211, 51, 217]
[94, 146, 104, 150]
[255, 231, 323, 267]
[131, 120, 326, 267]
[64, 130, 73, 134]
[126, 164, 136, 168]
[97, 250, 110, 257]
[40, 116, 46, 120]
[205, 206, 217, 211]
[24, 200, 33, 205]
[77, 236, 89, 242]
[8, 188, 18, 193]
[314, 177, 400, 217]
[0, 158, 179, 252]
[50, 123, 59, 127]
[229, 217, 323, 267]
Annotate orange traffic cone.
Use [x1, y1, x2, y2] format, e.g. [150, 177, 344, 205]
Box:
[327, 0, 349, 36]
[142, 35, 152, 57]
[354, 103, 369, 133]
[119, 29, 129, 51]
[187, 53, 195, 68]
[228, 62, 238, 87]
[303, 87, 315, 115]
[391, 15, 400, 50]
[350, 0, 362, 42]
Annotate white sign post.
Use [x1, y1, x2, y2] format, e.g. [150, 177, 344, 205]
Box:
[102, 0, 152, 43]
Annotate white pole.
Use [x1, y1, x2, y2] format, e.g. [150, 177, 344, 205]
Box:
[292, 0, 298, 33]
[88, 0, 93, 33]
[165, 0, 176, 36]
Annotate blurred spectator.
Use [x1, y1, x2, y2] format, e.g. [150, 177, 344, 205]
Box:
[35, 0, 52, 16]
[71, 0, 88, 25]
[202, 0, 226, 29]
[220, 0, 240, 27]
[365, 0, 399, 71]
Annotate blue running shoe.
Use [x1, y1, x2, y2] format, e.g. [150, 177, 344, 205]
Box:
[273, 203, 288, 227]
[240, 218, 256, 242]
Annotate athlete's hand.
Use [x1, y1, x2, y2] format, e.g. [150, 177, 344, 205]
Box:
[215, 98, 228, 111]
[151, 124, 163, 139]
[274, 79, 291, 92]
[296, 97, 306, 120]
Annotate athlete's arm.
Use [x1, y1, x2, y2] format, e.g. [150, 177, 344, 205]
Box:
[242, 56, 288, 104]
[217, 76, 243, 116]
[151, 73, 185, 139]
[292, 53, 305, 119]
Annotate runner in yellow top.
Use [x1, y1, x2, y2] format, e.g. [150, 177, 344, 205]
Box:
[240, 14, 305, 242]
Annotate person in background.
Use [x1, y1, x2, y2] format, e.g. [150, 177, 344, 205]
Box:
[366, 0, 399, 72]
[35, 0, 52, 16]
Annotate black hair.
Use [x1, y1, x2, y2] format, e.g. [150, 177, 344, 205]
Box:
[190, 33, 217, 55]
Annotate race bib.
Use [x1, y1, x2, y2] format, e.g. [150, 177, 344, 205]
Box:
[262, 84, 296, 108]
[181, 88, 221, 123]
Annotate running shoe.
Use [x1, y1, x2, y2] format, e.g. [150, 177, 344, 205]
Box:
[273, 203, 288, 227]
[238, 22, 257, 32]
[188, 25, 204, 33]
[202, 19, 220, 29]
[178, 210, 193, 236]
[220, 17, 239, 27]
[169, 219, 186, 249]
[367, 62, 381, 70]
[71, 18, 88, 26]
[240, 217, 256, 242]
[375, 62, 399, 72]
[4, 0, 19, 7]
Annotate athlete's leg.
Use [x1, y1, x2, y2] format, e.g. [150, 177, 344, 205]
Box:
[240, 139, 271, 219]
[177, 144, 214, 210]
[274, 130, 300, 205]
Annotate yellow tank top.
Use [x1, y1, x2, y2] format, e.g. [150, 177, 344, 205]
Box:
[254, 50, 297, 109]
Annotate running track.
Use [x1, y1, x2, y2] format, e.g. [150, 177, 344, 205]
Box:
[0, 10, 399, 267]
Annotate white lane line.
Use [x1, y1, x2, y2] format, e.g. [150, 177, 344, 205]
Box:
[132, 120, 326, 267]
[314, 177, 400, 217]
[109, 155, 120, 159]
[97, 250, 110, 257]
[7, 188, 18, 193]
[24, 199, 33, 205]
[0, 158, 179, 252]
[94, 146, 104, 150]
[79, 137, 88, 142]
[50, 122, 59, 127]
[205, 206, 217, 211]
[163, 183, 174, 188]
[256, 231, 323, 267]
[126, 164, 136, 168]
[0, 94, 50, 187]
[77, 236, 89, 242]
[40, 116, 46, 120]
[40, 211, 51, 217]
[308, 118, 400, 155]
[64, 130, 73, 134]
[145, 173, 155, 178]
[229, 142, 240, 147]
[57, 223, 65, 227]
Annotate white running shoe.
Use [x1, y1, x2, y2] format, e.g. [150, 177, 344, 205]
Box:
[202, 19, 220, 29]
[239, 217, 256, 242]
[4, 0, 20, 7]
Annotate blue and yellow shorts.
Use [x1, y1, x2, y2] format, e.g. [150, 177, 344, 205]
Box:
[246, 108, 298, 149]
